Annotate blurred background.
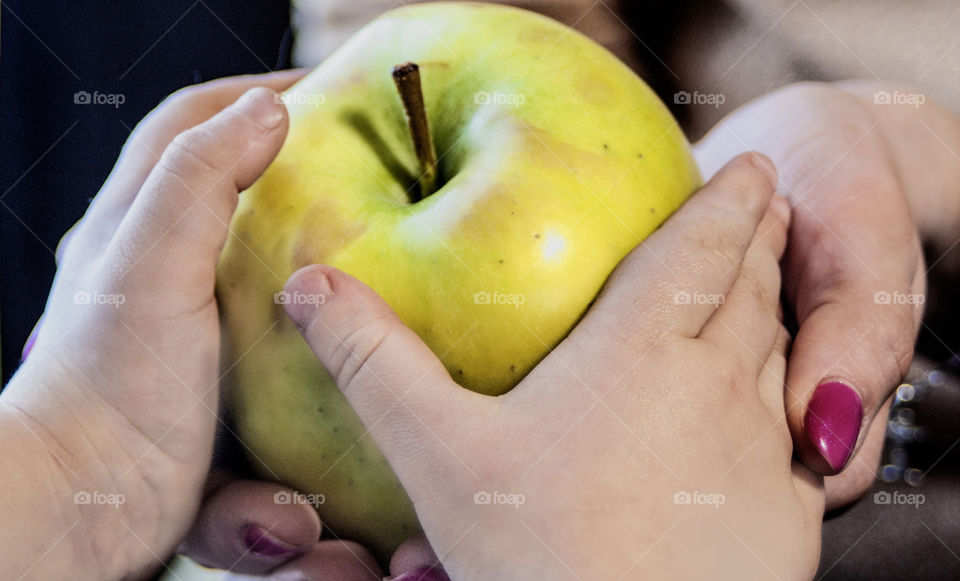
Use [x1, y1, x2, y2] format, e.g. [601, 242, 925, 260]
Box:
[2, 1, 959, 579]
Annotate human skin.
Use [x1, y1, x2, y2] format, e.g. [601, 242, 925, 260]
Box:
[190, 79, 960, 576]
[9, 71, 958, 578]
[695, 81, 960, 507]
[1, 67, 820, 578]
[0, 76, 387, 581]
[281, 152, 826, 580]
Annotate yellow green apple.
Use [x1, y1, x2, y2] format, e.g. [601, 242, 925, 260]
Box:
[216, 1, 701, 559]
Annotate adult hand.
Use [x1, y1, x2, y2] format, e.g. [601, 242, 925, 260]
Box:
[693, 82, 960, 507]
[283, 153, 825, 580]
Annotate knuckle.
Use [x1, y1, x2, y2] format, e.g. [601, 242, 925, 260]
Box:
[710, 347, 752, 398]
[161, 127, 224, 181]
[743, 255, 781, 311]
[683, 218, 745, 273]
[745, 273, 775, 314]
[329, 313, 396, 393]
[881, 305, 917, 379]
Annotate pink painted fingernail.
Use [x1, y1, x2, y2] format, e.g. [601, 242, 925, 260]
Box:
[805, 381, 863, 471]
[242, 524, 299, 558]
[386, 564, 451, 581]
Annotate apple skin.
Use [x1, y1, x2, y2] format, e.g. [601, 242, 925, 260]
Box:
[216, 1, 701, 559]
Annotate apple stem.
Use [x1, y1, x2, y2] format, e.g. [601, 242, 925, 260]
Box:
[392, 62, 438, 201]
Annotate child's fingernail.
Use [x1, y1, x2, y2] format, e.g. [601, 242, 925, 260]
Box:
[283, 267, 333, 332]
[242, 524, 299, 558]
[233, 87, 284, 130]
[386, 564, 451, 581]
[805, 381, 863, 471]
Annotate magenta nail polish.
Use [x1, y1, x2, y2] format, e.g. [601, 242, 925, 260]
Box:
[243, 524, 298, 558]
[805, 381, 863, 471]
[387, 565, 451, 581]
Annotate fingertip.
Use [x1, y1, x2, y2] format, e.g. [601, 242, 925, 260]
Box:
[803, 379, 864, 473]
[745, 151, 778, 191]
[389, 532, 439, 576]
[705, 152, 778, 217]
[179, 481, 321, 575]
[283, 265, 336, 331]
[230, 86, 286, 131]
[770, 193, 791, 225]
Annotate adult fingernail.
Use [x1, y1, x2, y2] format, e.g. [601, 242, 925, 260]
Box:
[386, 564, 451, 581]
[234, 87, 284, 129]
[242, 524, 299, 558]
[805, 381, 863, 471]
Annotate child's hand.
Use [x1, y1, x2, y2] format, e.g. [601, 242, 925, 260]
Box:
[283, 153, 825, 580]
[0, 72, 376, 580]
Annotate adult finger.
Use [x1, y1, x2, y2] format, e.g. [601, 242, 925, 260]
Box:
[179, 480, 320, 575]
[782, 171, 923, 474]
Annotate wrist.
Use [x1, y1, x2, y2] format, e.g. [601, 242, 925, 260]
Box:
[0, 398, 105, 579]
[0, 364, 161, 580]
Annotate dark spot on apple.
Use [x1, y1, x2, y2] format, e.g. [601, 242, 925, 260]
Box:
[602, 143, 609, 150]
[317, 406, 325, 413]
[510, 365, 516, 372]
[332, 427, 339, 434]
[649, 208, 656, 213]
[457, 369, 464, 375]
[498, 259, 504, 264]
[510, 211, 515, 215]
[534, 233, 540, 238]
[637, 153, 644, 158]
